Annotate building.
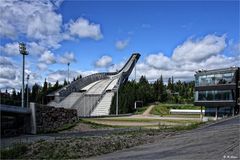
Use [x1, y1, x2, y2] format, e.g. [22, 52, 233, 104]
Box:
[194, 67, 240, 117]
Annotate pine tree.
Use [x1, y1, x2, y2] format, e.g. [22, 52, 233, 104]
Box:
[64, 79, 68, 86]
[53, 80, 59, 90]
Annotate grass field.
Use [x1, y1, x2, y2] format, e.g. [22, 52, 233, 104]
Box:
[150, 104, 204, 116]
[82, 117, 201, 129]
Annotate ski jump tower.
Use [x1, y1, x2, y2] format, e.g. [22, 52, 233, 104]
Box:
[48, 53, 140, 116]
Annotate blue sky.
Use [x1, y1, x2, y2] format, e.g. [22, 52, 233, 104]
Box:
[0, 0, 239, 89]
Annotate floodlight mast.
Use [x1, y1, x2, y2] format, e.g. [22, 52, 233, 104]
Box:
[19, 42, 28, 108]
[26, 74, 30, 108]
[67, 62, 70, 83]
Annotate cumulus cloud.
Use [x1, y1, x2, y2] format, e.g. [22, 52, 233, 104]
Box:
[0, 42, 19, 56]
[146, 53, 174, 70]
[0, 0, 63, 48]
[95, 55, 112, 68]
[68, 18, 103, 40]
[39, 50, 56, 64]
[58, 52, 76, 64]
[115, 39, 129, 50]
[0, 56, 16, 80]
[0, 56, 44, 89]
[108, 61, 125, 72]
[172, 34, 226, 62]
[37, 63, 48, 71]
[128, 34, 238, 82]
[27, 42, 47, 56]
[47, 69, 99, 84]
[47, 70, 77, 83]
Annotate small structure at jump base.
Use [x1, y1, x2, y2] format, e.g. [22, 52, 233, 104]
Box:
[47, 53, 141, 117]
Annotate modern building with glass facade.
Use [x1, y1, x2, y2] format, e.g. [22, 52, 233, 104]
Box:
[194, 67, 240, 117]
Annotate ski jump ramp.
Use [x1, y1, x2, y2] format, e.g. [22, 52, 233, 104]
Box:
[48, 53, 140, 116]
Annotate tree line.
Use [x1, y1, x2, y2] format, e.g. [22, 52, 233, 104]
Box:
[110, 75, 194, 114]
[1, 75, 194, 112]
[0, 79, 69, 106]
[1, 75, 84, 106]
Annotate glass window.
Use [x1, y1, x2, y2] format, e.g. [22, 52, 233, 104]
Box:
[206, 91, 214, 100]
[195, 90, 235, 101]
[206, 74, 215, 85]
[223, 72, 234, 84]
[196, 70, 236, 86]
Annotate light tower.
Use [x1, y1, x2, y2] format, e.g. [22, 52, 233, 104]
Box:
[26, 74, 30, 108]
[67, 62, 70, 83]
[19, 42, 28, 108]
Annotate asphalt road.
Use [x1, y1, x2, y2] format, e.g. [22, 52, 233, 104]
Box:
[90, 116, 240, 160]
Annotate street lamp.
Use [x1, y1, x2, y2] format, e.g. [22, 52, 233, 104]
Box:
[116, 74, 122, 116]
[19, 42, 28, 108]
[67, 62, 70, 83]
[26, 74, 30, 108]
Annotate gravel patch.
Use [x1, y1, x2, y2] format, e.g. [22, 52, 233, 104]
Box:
[3, 130, 177, 159]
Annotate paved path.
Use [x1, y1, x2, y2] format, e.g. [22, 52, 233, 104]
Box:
[90, 116, 240, 160]
[142, 105, 154, 116]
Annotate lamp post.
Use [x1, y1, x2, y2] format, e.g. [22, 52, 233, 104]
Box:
[67, 62, 70, 84]
[26, 74, 30, 108]
[116, 87, 118, 115]
[116, 74, 122, 116]
[19, 42, 28, 108]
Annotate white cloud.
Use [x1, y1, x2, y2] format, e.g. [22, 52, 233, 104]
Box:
[47, 70, 78, 83]
[108, 61, 125, 72]
[58, 52, 76, 64]
[115, 39, 129, 50]
[172, 34, 226, 62]
[134, 53, 239, 83]
[0, 42, 19, 56]
[39, 50, 56, 64]
[95, 55, 112, 68]
[27, 42, 46, 56]
[37, 63, 48, 71]
[68, 18, 103, 40]
[0, 0, 65, 49]
[127, 34, 238, 82]
[146, 53, 174, 70]
[0, 56, 16, 80]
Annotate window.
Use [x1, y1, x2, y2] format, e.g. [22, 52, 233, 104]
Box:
[196, 70, 236, 86]
[195, 90, 235, 101]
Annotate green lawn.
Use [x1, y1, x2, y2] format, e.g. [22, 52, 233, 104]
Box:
[150, 104, 204, 116]
[85, 117, 199, 124]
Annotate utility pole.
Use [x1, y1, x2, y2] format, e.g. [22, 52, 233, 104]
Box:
[67, 62, 70, 83]
[19, 42, 28, 108]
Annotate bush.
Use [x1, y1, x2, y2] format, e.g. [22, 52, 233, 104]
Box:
[1, 143, 28, 159]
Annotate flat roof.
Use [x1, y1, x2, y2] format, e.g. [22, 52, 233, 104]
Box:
[195, 67, 239, 76]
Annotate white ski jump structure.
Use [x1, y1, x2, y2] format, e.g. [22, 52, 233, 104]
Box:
[47, 53, 141, 116]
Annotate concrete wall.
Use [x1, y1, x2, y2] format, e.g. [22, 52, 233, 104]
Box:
[31, 103, 78, 134]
